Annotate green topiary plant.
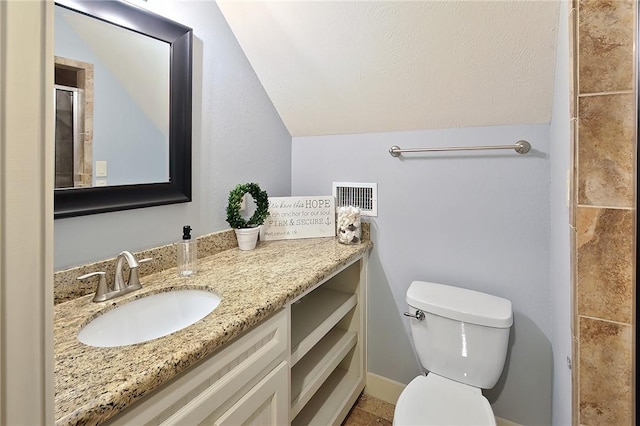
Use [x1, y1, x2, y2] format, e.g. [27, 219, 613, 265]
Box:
[226, 183, 270, 229]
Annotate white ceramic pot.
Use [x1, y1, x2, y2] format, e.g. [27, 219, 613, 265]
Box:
[234, 226, 260, 250]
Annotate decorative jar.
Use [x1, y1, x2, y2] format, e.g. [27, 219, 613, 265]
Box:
[337, 205, 361, 245]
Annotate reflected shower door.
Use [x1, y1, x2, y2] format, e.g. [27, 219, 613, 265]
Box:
[54, 85, 81, 188]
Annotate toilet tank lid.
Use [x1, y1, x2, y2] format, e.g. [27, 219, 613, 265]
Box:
[407, 281, 513, 328]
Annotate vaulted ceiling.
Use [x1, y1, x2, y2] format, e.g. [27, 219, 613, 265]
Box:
[217, 0, 560, 137]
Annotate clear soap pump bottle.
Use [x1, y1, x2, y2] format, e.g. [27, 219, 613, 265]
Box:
[177, 225, 197, 277]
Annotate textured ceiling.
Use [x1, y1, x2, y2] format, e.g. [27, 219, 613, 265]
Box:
[217, 1, 560, 137]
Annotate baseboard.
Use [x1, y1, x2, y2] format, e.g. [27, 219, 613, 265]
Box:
[365, 372, 522, 426]
[364, 372, 406, 405]
[495, 416, 522, 426]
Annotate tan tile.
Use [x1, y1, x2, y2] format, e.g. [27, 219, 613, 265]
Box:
[572, 333, 580, 423]
[576, 207, 634, 323]
[343, 407, 392, 426]
[569, 224, 577, 336]
[578, 0, 635, 93]
[569, 6, 577, 119]
[577, 94, 634, 207]
[578, 317, 633, 425]
[356, 394, 395, 422]
[569, 118, 577, 226]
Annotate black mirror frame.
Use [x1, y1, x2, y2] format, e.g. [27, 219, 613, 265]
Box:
[54, 0, 192, 219]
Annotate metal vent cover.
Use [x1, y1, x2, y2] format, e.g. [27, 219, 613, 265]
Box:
[332, 182, 377, 217]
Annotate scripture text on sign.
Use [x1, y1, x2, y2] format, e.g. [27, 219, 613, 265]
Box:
[260, 196, 335, 241]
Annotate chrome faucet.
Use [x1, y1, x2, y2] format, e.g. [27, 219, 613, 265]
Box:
[78, 251, 152, 302]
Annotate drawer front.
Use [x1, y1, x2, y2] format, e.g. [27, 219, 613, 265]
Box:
[160, 310, 288, 425]
[106, 309, 287, 426]
[210, 361, 288, 426]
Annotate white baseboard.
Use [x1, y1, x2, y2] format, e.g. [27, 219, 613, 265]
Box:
[364, 372, 406, 405]
[365, 372, 521, 426]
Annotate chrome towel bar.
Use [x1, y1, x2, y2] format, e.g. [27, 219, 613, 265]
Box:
[389, 140, 531, 157]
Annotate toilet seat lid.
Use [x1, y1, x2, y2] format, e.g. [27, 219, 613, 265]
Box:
[393, 374, 496, 426]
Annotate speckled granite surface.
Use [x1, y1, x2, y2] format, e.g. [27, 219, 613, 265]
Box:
[54, 236, 372, 426]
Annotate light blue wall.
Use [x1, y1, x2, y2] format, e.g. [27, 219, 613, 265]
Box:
[54, 1, 292, 269]
[54, 3, 571, 424]
[54, 7, 168, 185]
[292, 124, 552, 425]
[549, 1, 573, 425]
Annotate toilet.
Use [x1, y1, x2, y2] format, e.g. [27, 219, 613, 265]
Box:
[393, 281, 513, 425]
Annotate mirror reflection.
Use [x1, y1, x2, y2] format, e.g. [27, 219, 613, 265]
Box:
[54, 4, 170, 188]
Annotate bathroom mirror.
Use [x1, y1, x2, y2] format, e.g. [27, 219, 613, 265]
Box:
[54, 0, 192, 218]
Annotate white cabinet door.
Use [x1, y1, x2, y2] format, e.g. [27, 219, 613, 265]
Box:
[108, 310, 287, 426]
[208, 361, 288, 426]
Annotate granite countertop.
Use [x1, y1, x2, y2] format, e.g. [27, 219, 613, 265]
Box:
[54, 237, 372, 426]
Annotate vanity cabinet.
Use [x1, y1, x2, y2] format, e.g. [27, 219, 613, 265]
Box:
[290, 257, 367, 426]
[101, 253, 366, 426]
[104, 309, 288, 426]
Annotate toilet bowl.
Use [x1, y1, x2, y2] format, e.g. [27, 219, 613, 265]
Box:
[393, 281, 512, 425]
[394, 374, 495, 426]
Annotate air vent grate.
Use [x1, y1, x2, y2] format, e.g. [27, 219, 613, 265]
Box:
[332, 182, 378, 217]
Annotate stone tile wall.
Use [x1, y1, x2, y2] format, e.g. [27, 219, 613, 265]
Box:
[573, 1, 636, 424]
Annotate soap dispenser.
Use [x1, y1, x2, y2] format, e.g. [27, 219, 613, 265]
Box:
[177, 225, 197, 277]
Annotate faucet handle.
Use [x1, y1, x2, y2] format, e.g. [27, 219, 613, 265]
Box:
[138, 257, 153, 265]
[77, 271, 109, 303]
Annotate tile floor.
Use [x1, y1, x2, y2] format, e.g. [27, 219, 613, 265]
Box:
[342, 394, 515, 426]
[342, 393, 395, 425]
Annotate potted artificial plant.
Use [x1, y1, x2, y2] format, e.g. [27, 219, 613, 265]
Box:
[226, 183, 270, 250]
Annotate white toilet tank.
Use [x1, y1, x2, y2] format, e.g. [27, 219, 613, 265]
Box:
[406, 281, 513, 389]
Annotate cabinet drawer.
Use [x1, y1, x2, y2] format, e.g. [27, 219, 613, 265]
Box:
[209, 361, 288, 426]
[106, 309, 287, 426]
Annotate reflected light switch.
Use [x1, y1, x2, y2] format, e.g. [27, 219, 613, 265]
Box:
[95, 160, 107, 177]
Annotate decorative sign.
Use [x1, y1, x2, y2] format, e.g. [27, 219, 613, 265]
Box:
[260, 196, 335, 241]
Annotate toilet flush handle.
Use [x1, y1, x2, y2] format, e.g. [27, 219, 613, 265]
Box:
[403, 310, 425, 321]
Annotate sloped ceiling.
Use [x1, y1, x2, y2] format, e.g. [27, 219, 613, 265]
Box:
[217, 0, 560, 137]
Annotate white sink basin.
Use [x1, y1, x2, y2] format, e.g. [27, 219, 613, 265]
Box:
[78, 289, 221, 348]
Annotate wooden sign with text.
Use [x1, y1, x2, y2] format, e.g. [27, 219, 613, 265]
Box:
[260, 196, 335, 241]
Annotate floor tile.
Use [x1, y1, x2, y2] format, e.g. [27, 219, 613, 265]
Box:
[343, 393, 394, 425]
